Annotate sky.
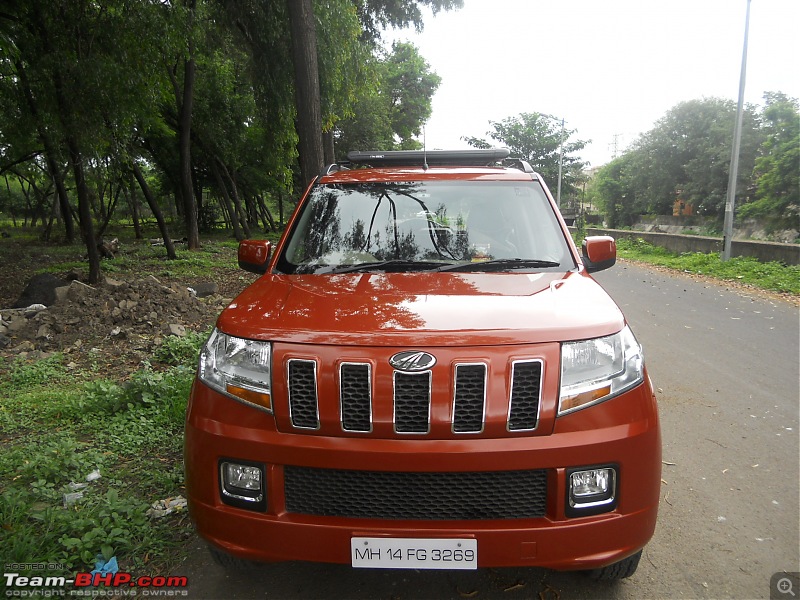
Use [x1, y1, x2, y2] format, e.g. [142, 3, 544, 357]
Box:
[386, 0, 800, 168]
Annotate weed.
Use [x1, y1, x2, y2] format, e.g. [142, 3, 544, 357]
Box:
[615, 237, 800, 294]
[153, 330, 208, 366]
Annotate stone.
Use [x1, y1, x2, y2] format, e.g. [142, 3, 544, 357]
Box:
[12, 274, 69, 308]
[168, 324, 186, 337]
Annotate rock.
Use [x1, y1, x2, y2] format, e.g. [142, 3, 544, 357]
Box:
[35, 324, 53, 340]
[12, 274, 70, 308]
[66, 280, 94, 301]
[168, 324, 186, 337]
[189, 282, 219, 298]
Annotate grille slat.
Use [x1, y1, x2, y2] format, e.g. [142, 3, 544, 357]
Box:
[284, 355, 544, 434]
[508, 360, 542, 431]
[453, 364, 486, 433]
[393, 372, 431, 433]
[340, 363, 371, 432]
[288, 360, 319, 429]
[284, 466, 547, 520]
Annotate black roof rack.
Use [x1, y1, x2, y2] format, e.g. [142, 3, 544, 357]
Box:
[346, 148, 510, 168]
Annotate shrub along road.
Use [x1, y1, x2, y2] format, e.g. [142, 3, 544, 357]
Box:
[179, 261, 799, 599]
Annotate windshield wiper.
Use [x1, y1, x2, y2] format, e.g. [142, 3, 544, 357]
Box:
[317, 259, 450, 274]
[434, 258, 561, 272]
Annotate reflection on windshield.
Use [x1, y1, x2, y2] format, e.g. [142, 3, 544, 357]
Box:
[279, 181, 572, 274]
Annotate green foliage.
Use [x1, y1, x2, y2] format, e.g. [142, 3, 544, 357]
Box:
[334, 41, 440, 154]
[0, 363, 193, 574]
[615, 237, 800, 295]
[588, 96, 786, 227]
[464, 112, 588, 198]
[2, 353, 68, 390]
[739, 92, 800, 231]
[153, 331, 208, 366]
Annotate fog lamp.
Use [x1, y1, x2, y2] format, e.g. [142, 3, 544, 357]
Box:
[219, 460, 265, 509]
[566, 466, 617, 516]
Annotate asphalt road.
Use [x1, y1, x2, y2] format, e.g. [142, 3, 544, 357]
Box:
[180, 261, 800, 600]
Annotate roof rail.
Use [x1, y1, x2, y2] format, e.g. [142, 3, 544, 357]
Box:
[346, 148, 510, 168]
[320, 163, 349, 177]
[504, 158, 534, 174]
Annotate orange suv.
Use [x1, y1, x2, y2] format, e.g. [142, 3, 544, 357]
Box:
[184, 149, 661, 579]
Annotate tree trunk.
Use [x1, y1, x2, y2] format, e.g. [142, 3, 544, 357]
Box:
[66, 138, 102, 283]
[287, 0, 324, 188]
[219, 160, 251, 238]
[127, 175, 143, 239]
[323, 129, 335, 165]
[178, 0, 199, 249]
[132, 162, 177, 259]
[15, 59, 75, 243]
[211, 160, 244, 241]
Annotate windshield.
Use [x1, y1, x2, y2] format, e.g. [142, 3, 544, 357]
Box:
[277, 180, 575, 274]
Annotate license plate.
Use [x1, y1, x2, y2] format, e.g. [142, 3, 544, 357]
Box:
[351, 537, 477, 570]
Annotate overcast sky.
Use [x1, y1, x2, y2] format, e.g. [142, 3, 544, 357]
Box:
[386, 0, 800, 167]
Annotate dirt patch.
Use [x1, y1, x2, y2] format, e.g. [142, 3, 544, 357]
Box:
[0, 243, 257, 376]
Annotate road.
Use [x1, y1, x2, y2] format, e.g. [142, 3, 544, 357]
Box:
[180, 261, 800, 599]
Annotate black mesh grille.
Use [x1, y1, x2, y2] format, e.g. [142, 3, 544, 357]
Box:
[394, 372, 431, 433]
[340, 363, 371, 432]
[453, 364, 486, 433]
[508, 361, 542, 431]
[288, 360, 319, 429]
[284, 466, 547, 520]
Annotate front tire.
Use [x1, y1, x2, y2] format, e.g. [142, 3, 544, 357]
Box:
[583, 549, 642, 580]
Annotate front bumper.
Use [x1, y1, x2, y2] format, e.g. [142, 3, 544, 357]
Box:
[184, 378, 661, 570]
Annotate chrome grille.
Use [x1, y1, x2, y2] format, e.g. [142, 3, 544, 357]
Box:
[340, 363, 371, 432]
[284, 466, 548, 520]
[453, 364, 486, 433]
[393, 372, 431, 433]
[284, 355, 544, 435]
[287, 359, 319, 429]
[508, 360, 543, 431]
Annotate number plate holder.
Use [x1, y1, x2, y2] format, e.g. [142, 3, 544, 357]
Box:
[351, 537, 477, 570]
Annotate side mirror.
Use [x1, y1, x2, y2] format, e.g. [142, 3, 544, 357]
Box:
[582, 236, 616, 273]
[238, 239, 272, 274]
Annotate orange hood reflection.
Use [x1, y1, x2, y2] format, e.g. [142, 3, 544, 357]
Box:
[216, 271, 624, 346]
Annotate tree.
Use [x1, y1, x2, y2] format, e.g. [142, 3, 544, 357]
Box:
[464, 113, 588, 197]
[740, 92, 800, 231]
[590, 97, 763, 225]
[353, 0, 464, 44]
[334, 41, 440, 154]
[287, 0, 325, 188]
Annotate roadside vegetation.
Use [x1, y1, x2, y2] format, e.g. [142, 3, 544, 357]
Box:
[0, 340, 200, 579]
[0, 232, 252, 580]
[613, 237, 800, 296]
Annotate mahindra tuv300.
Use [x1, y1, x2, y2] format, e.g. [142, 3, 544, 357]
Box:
[184, 149, 661, 580]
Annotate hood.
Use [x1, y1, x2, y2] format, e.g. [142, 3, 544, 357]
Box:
[216, 271, 624, 346]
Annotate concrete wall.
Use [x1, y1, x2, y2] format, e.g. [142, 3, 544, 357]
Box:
[575, 227, 800, 266]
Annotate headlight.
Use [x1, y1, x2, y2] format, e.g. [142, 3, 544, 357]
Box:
[559, 326, 644, 415]
[198, 329, 272, 412]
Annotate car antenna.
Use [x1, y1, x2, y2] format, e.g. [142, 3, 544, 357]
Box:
[422, 125, 429, 171]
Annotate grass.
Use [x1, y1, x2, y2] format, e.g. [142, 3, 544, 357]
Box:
[613, 237, 800, 295]
[0, 338, 202, 580]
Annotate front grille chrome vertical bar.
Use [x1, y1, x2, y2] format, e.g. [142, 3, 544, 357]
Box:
[452, 363, 487, 433]
[339, 362, 372, 432]
[288, 359, 320, 430]
[393, 371, 431, 434]
[507, 359, 543, 431]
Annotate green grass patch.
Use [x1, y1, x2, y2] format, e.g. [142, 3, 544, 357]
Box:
[614, 237, 800, 295]
[0, 348, 202, 578]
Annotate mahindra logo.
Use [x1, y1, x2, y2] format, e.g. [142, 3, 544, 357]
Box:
[389, 351, 436, 372]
